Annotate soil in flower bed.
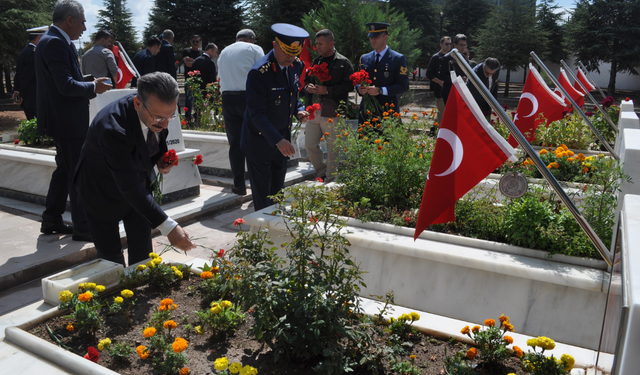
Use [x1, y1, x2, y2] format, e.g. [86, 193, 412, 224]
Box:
[27, 277, 525, 375]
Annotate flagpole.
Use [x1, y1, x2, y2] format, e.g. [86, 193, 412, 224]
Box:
[530, 54, 618, 159]
[561, 60, 618, 135]
[116, 41, 140, 78]
[449, 49, 613, 267]
[577, 61, 608, 100]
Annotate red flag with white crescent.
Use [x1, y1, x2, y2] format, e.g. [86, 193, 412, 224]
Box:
[114, 45, 135, 89]
[554, 68, 585, 109]
[299, 38, 312, 92]
[508, 64, 567, 147]
[414, 72, 517, 239]
[574, 67, 596, 94]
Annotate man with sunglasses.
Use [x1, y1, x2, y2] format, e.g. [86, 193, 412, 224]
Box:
[75, 72, 196, 266]
[426, 36, 451, 125]
[467, 57, 500, 118]
[182, 35, 203, 120]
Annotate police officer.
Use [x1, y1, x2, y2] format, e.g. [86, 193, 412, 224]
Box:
[241, 23, 309, 211]
[357, 22, 409, 122]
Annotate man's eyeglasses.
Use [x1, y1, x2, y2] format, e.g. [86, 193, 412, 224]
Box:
[142, 103, 178, 123]
[191, 40, 200, 44]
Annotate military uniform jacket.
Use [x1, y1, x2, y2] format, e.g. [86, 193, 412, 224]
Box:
[359, 48, 409, 110]
[15, 44, 37, 110]
[241, 50, 305, 161]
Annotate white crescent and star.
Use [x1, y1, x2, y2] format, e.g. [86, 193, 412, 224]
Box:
[520, 92, 539, 118]
[117, 68, 123, 83]
[433, 128, 464, 177]
[553, 87, 565, 102]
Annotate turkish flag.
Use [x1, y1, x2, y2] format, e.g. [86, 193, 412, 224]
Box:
[508, 64, 567, 147]
[573, 67, 595, 94]
[554, 68, 585, 108]
[299, 38, 312, 92]
[115, 46, 135, 89]
[414, 73, 517, 239]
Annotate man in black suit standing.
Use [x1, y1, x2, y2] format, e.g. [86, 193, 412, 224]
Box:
[131, 36, 162, 87]
[35, 0, 112, 240]
[13, 27, 46, 120]
[76, 72, 195, 266]
[191, 43, 218, 92]
[155, 29, 177, 80]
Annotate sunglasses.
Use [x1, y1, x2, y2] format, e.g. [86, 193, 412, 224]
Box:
[443, 43, 451, 46]
[191, 40, 200, 44]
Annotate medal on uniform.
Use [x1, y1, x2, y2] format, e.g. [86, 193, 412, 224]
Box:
[384, 71, 389, 78]
[275, 96, 281, 106]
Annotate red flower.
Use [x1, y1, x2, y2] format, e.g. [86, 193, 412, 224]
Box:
[315, 177, 324, 183]
[183, 107, 188, 112]
[306, 103, 322, 120]
[233, 218, 245, 227]
[350, 70, 372, 87]
[193, 154, 203, 165]
[162, 149, 179, 166]
[181, 119, 187, 126]
[502, 104, 509, 110]
[308, 62, 331, 83]
[84, 346, 100, 363]
[217, 249, 224, 257]
[585, 111, 594, 116]
[626, 97, 630, 101]
[14, 139, 19, 144]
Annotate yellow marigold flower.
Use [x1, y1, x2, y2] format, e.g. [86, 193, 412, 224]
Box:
[59, 290, 73, 303]
[466, 347, 477, 359]
[239, 365, 258, 375]
[598, 153, 605, 158]
[78, 292, 92, 302]
[461, 326, 471, 335]
[504, 335, 514, 344]
[527, 338, 539, 348]
[121, 289, 134, 298]
[200, 271, 213, 279]
[172, 337, 188, 353]
[152, 257, 162, 265]
[66, 322, 74, 332]
[484, 319, 495, 327]
[143, 327, 156, 338]
[409, 312, 420, 321]
[211, 305, 222, 314]
[86, 282, 96, 290]
[175, 270, 183, 279]
[171, 266, 178, 271]
[539, 149, 548, 155]
[114, 296, 124, 304]
[214, 357, 229, 371]
[568, 157, 574, 162]
[229, 362, 242, 374]
[98, 338, 111, 351]
[146, 260, 155, 268]
[78, 282, 87, 290]
[472, 325, 481, 333]
[547, 163, 553, 169]
[560, 353, 575, 371]
[179, 367, 190, 375]
[163, 320, 178, 330]
[149, 252, 158, 258]
[95, 285, 106, 293]
[98, 343, 104, 351]
[195, 326, 205, 335]
[171, 303, 178, 310]
[221, 300, 232, 309]
[568, 150, 575, 156]
[513, 346, 523, 358]
[536, 336, 555, 350]
[559, 144, 568, 151]
[399, 313, 410, 322]
[389, 317, 396, 323]
[136, 345, 149, 359]
[212, 266, 220, 274]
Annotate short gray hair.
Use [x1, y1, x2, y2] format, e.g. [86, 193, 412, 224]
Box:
[236, 29, 255, 41]
[52, 0, 84, 24]
[137, 72, 179, 106]
[163, 29, 174, 40]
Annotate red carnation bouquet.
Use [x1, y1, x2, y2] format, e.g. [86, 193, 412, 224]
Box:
[306, 103, 321, 121]
[350, 70, 381, 116]
[307, 62, 331, 103]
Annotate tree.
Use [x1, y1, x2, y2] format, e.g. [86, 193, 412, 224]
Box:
[536, 0, 568, 64]
[442, 0, 493, 52]
[566, 0, 640, 95]
[476, 0, 545, 96]
[95, 0, 139, 57]
[301, 0, 421, 70]
[389, 0, 439, 71]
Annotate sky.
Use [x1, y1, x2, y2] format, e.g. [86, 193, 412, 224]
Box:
[78, 0, 578, 52]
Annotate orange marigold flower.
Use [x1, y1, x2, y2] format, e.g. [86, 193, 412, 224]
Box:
[472, 325, 481, 333]
[324, 132, 330, 136]
[172, 337, 188, 353]
[160, 298, 174, 307]
[336, 113, 341, 117]
[513, 346, 523, 358]
[484, 319, 495, 327]
[179, 368, 191, 375]
[200, 271, 213, 279]
[136, 345, 149, 359]
[502, 322, 514, 332]
[367, 110, 371, 114]
[434, 122, 440, 127]
[377, 145, 383, 150]
[383, 116, 389, 120]
[499, 314, 509, 323]
[504, 335, 514, 344]
[159, 305, 167, 311]
[171, 304, 178, 310]
[163, 320, 178, 330]
[466, 347, 477, 359]
[372, 117, 378, 122]
[143, 327, 156, 338]
[404, 108, 409, 113]
[376, 124, 381, 128]
[78, 292, 92, 302]
[461, 326, 471, 335]
[394, 112, 401, 118]
[374, 139, 381, 144]
[383, 111, 389, 116]
[422, 111, 427, 116]
[66, 323, 74, 332]
[390, 103, 395, 107]
[212, 266, 220, 274]
[327, 119, 334, 123]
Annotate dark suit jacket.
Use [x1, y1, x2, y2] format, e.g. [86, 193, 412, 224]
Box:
[426, 51, 445, 97]
[76, 94, 169, 228]
[35, 26, 96, 138]
[467, 62, 500, 114]
[241, 50, 305, 161]
[438, 51, 467, 104]
[15, 44, 37, 111]
[359, 48, 409, 112]
[155, 40, 176, 79]
[191, 53, 217, 91]
[131, 48, 157, 87]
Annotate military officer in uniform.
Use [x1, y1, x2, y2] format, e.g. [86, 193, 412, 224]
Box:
[13, 26, 47, 120]
[357, 22, 409, 122]
[241, 23, 309, 211]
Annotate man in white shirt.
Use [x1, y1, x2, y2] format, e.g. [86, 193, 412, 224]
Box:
[217, 29, 264, 195]
[81, 29, 118, 86]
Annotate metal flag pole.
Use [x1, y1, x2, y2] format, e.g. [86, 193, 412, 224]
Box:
[561, 60, 618, 135]
[530, 54, 619, 159]
[116, 41, 141, 78]
[449, 49, 613, 267]
[577, 61, 608, 100]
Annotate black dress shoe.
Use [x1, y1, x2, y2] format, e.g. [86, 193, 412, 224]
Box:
[41, 221, 74, 234]
[231, 186, 247, 196]
[72, 231, 93, 242]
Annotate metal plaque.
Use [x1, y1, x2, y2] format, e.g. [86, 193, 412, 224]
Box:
[499, 171, 528, 199]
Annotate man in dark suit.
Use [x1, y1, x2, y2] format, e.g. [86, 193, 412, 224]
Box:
[426, 36, 451, 126]
[155, 29, 177, 80]
[35, 0, 112, 240]
[191, 43, 218, 91]
[438, 34, 468, 104]
[76, 72, 195, 266]
[468, 57, 501, 118]
[131, 36, 161, 87]
[13, 27, 46, 120]
[241, 24, 309, 211]
[357, 22, 409, 122]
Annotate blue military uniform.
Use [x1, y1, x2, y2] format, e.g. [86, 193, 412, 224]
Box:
[241, 24, 308, 211]
[358, 22, 409, 121]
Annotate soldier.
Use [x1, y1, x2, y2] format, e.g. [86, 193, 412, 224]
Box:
[357, 22, 409, 122]
[241, 24, 309, 211]
[13, 26, 47, 120]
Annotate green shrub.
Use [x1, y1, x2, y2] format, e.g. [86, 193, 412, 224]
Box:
[17, 118, 51, 145]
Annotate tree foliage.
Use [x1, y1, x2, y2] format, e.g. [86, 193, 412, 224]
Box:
[476, 0, 545, 96]
[389, 0, 439, 69]
[442, 0, 493, 53]
[245, 0, 316, 53]
[535, 0, 568, 64]
[566, 0, 640, 95]
[301, 0, 421, 70]
[95, 0, 140, 57]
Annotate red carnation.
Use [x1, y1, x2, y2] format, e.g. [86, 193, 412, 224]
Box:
[181, 119, 187, 126]
[84, 346, 100, 363]
[308, 62, 331, 83]
[350, 70, 372, 87]
[306, 103, 322, 120]
[217, 249, 225, 257]
[183, 107, 188, 112]
[162, 149, 179, 166]
[234, 218, 245, 227]
[315, 177, 324, 183]
[14, 139, 19, 144]
[193, 154, 203, 165]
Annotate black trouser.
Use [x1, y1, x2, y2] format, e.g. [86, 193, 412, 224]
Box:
[42, 137, 89, 232]
[246, 156, 288, 211]
[222, 91, 247, 188]
[24, 108, 36, 120]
